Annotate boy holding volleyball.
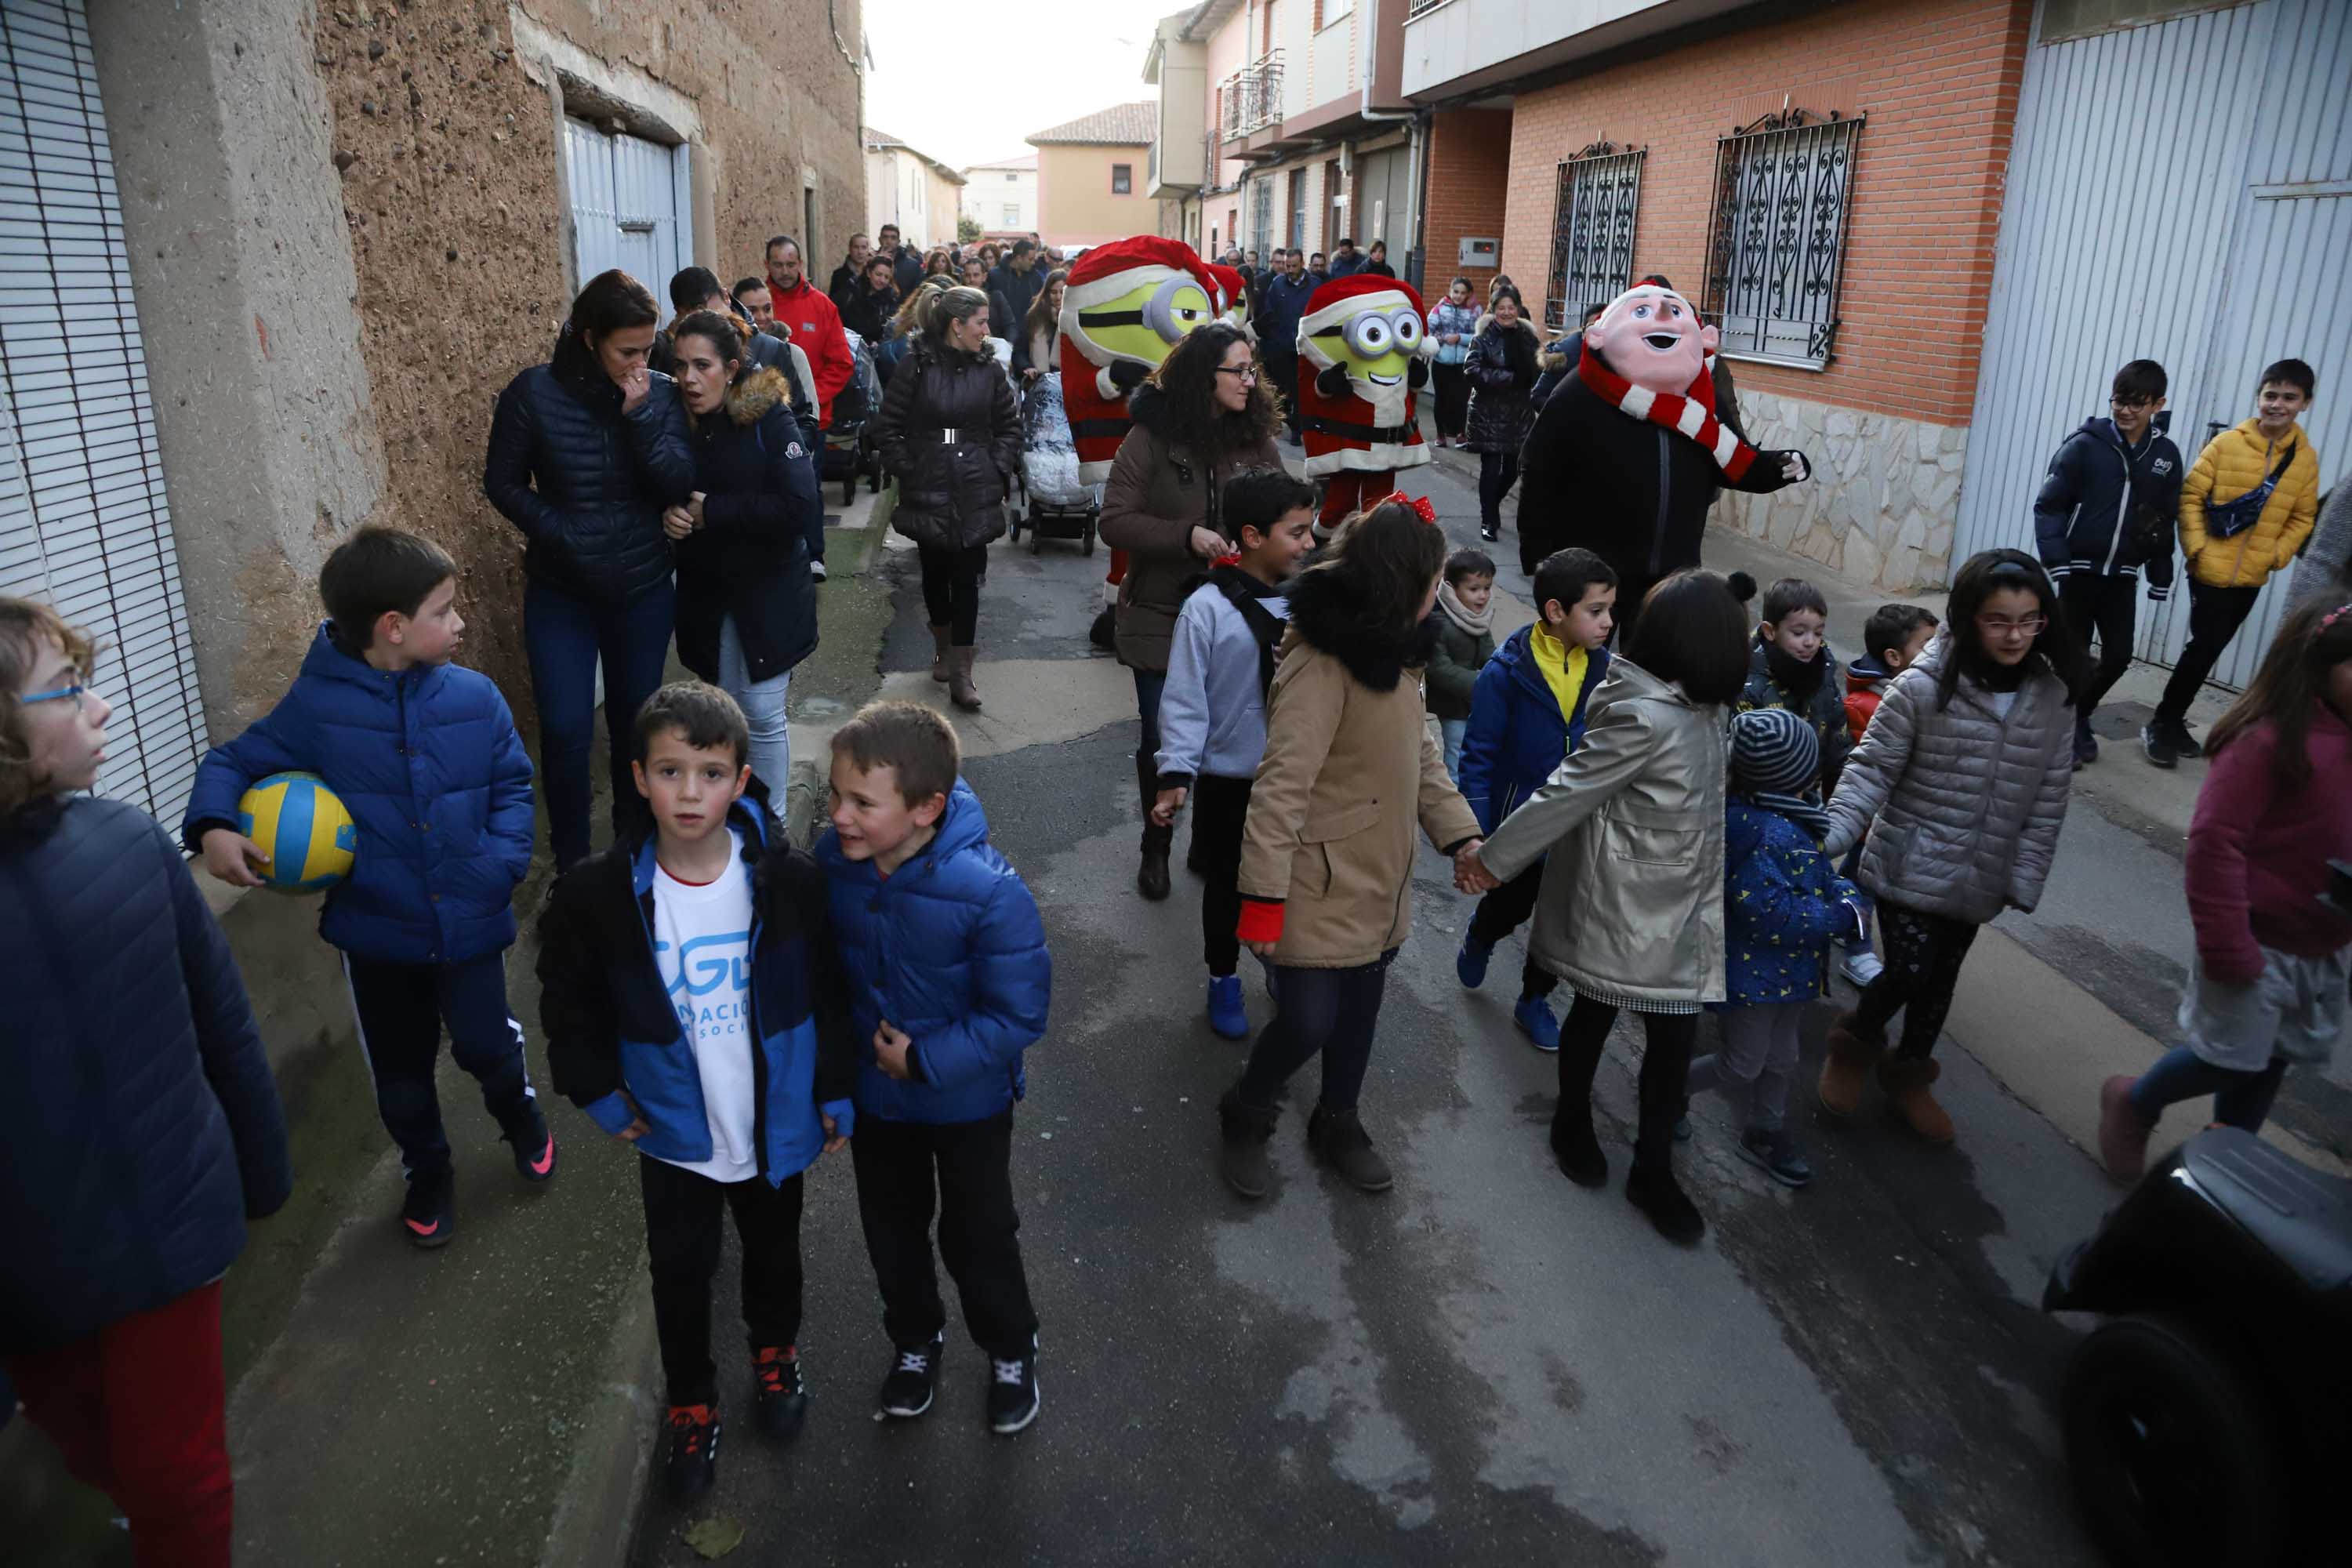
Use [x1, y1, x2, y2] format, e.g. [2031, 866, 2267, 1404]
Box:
[183, 526, 541, 1249]
[536, 681, 859, 1500]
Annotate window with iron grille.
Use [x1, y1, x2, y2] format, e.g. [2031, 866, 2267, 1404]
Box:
[1700, 110, 1864, 370]
[1544, 143, 1643, 333]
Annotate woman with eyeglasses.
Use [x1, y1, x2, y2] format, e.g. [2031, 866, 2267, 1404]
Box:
[1815, 549, 2089, 1145]
[1100, 321, 1285, 901]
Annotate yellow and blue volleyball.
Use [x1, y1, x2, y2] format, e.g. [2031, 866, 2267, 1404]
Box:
[238, 771, 358, 894]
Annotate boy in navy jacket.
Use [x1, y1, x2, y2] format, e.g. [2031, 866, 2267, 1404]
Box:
[183, 526, 540, 1249]
[814, 701, 1051, 1435]
[1456, 548, 1616, 1051]
[2032, 358, 2183, 766]
[538, 682, 859, 1500]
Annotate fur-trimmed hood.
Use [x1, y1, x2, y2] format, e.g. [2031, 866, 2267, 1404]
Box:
[1281, 562, 1435, 693]
[707, 365, 793, 428]
[1472, 311, 1540, 343]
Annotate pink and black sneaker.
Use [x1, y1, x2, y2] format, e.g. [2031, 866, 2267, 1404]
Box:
[502, 1101, 557, 1184]
[401, 1173, 455, 1249]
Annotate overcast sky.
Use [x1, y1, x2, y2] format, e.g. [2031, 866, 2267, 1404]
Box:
[862, 0, 1175, 171]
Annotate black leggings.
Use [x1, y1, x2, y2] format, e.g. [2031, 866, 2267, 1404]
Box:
[920, 543, 987, 645]
[1432, 362, 1471, 437]
[1191, 775, 1253, 975]
[2156, 579, 2261, 724]
[1477, 449, 1519, 535]
[1556, 994, 1698, 1172]
[1852, 901, 1981, 1058]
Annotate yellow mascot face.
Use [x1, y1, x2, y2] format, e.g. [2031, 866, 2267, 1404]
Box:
[1074, 270, 1216, 365]
[1304, 297, 1425, 387]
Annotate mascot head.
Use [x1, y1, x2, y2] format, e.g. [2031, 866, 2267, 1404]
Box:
[1206, 263, 1250, 329]
[1060, 237, 1220, 370]
[1298, 274, 1431, 425]
[1584, 284, 1719, 396]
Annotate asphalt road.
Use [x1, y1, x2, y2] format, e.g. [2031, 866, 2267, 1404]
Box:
[629, 454, 2120, 1567]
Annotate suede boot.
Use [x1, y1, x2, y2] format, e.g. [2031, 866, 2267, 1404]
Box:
[1218, 1088, 1279, 1200]
[1307, 1105, 1393, 1193]
[930, 624, 952, 684]
[1137, 824, 1172, 901]
[1877, 1054, 1955, 1145]
[949, 646, 982, 710]
[1817, 1012, 1886, 1123]
[2096, 1073, 2155, 1185]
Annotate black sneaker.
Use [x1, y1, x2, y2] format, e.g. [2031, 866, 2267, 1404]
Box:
[2172, 720, 2203, 759]
[1736, 1127, 1813, 1189]
[751, 1345, 808, 1441]
[400, 1172, 455, 1249]
[1626, 1165, 1705, 1246]
[501, 1099, 557, 1183]
[985, 1338, 1040, 1435]
[2141, 720, 2180, 769]
[662, 1403, 720, 1499]
[879, 1334, 943, 1419]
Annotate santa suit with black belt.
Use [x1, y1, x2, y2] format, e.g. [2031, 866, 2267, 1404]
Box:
[1296, 274, 1436, 530]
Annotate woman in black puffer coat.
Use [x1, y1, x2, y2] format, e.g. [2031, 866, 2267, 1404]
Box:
[484, 268, 695, 869]
[665, 310, 823, 801]
[1463, 285, 1543, 550]
[874, 284, 1020, 710]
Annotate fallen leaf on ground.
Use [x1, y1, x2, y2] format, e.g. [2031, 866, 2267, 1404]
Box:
[684, 1516, 745, 1559]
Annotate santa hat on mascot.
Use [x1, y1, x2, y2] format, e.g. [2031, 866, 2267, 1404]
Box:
[1295, 273, 1434, 478]
[1206, 262, 1252, 335]
[1058, 236, 1221, 486]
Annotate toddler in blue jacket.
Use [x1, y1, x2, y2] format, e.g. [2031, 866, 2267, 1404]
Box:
[183, 526, 541, 1249]
[1682, 708, 1866, 1188]
[815, 701, 1051, 1436]
[1456, 547, 1616, 1050]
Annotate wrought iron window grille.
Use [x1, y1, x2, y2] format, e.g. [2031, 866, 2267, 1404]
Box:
[1700, 108, 1864, 370]
[1544, 141, 1645, 333]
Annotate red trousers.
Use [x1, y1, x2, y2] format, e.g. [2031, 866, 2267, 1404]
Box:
[1317, 468, 1396, 528]
[5, 1281, 233, 1568]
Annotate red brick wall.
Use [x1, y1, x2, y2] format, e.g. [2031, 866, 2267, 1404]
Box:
[1422, 108, 1513, 300]
[1498, 0, 2030, 426]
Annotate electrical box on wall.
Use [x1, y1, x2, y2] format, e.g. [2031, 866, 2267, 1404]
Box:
[1457, 236, 1501, 267]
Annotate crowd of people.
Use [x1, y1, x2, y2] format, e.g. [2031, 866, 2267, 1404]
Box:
[4, 232, 2348, 1568]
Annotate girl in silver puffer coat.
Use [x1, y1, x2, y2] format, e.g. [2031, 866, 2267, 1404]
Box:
[1818, 550, 2089, 1145]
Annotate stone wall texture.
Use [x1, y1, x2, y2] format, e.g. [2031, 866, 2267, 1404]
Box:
[1712, 392, 1965, 592]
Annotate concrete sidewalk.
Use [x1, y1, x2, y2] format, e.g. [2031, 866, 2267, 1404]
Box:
[2, 490, 902, 1568]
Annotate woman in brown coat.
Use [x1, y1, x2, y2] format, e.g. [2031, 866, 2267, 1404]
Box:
[1100, 322, 1284, 899]
[1217, 501, 1489, 1200]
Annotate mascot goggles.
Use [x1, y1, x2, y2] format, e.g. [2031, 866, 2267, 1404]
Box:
[1078, 277, 1213, 344]
[1327, 308, 1425, 359]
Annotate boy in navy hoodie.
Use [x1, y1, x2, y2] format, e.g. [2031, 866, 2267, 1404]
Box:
[2033, 358, 2183, 768]
[1457, 548, 1616, 1050]
[816, 702, 1051, 1435]
[183, 526, 541, 1250]
[539, 681, 858, 1500]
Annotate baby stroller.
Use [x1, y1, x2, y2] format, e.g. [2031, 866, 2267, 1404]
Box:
[824, 329, 884, 508]
[1007, 369, 1098, 556]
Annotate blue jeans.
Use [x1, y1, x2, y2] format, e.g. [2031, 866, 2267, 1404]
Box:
[1236, 950, 1399, 1113]
[717, 615, 791, 803]
[1133, 666, 1167, 826]
[524, 575, 675, 869]
[2128, 1044, 2289, 1133]
[1439, 717, 1467, 783]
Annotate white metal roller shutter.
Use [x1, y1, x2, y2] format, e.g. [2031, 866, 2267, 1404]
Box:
[564, 117, 691, 318]
[0, 0, 205, 826]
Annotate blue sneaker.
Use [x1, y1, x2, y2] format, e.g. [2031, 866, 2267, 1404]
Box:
[1207, 975, 1249, 1040]
[1512, 996, 1561, 1051]
[1457, 932, 1495, 989]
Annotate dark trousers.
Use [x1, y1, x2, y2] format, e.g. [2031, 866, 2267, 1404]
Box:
[1609, 573, 1664, 648]
[2058, 572, 2138, 720]
[1192, 773, 1254, 975]
[524, 573, 674, 869]
[851, 1111, 1038, 1359]
[1235, 949, 1398, 1112]
[3, 1281, 230, 1568]
[2156, 579, 2263, 724]
[1264, 350, 1301, 437]
[638, 1156, 806, 1406]
[1477, 449, 1520, 535]
[1556, 994, 1698, 1171]
[1852, 901, 1981, 1058]
[1468, 860, 1558, 1000]
[1133, 666, 1170, 836]
[919, 543, 988, 645]
[343, 950, 533, 1181]
[1432, 362, 1470, 437]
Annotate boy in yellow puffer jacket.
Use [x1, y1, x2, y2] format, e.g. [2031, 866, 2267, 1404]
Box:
[2144, 358, 2322, 768]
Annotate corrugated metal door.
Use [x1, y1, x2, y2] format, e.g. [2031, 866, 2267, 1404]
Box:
[564, 118, 691, 318]
[1955, 0, 2349, 689]
[1356, 147, 1410, 257]
[0, 0, 205, 825]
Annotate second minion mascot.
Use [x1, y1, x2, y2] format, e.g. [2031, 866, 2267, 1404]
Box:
[1059, 238, 1222, 485]
[1296, 274, 1436, 529]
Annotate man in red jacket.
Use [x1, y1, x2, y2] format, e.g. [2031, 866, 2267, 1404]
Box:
[766, 235, 854, 429]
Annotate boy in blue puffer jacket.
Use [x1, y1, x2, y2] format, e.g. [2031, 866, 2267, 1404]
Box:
[1456, 548, 1616, 1050]
[183, 526, 541, 1250]
[815, 701, 1051, 1436]
[1682, 709, 1866, 1189]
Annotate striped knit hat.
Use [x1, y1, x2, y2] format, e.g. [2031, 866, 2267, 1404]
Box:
[1729, 707, 1820, 798]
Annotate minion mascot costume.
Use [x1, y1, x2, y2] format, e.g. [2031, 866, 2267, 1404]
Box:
[1060, 236, 1221, 644]
[1296, 274, 1436, 532]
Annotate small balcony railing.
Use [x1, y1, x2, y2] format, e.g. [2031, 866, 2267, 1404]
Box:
[1218, 50, 1285, 140]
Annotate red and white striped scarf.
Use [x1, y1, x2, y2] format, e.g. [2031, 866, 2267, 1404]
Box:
[1576, 343, 1761, 482]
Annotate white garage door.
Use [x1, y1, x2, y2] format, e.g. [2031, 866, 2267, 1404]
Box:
[564, 118, 691, 318]
[0, 0, 205, 826]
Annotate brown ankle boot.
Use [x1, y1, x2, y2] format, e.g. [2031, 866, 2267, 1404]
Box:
[948, 646, 982, 710]
[930, 625, 952, 684]
[1877, 1054, 1955, 1145]
[1817, 1012, 1886, 1123]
